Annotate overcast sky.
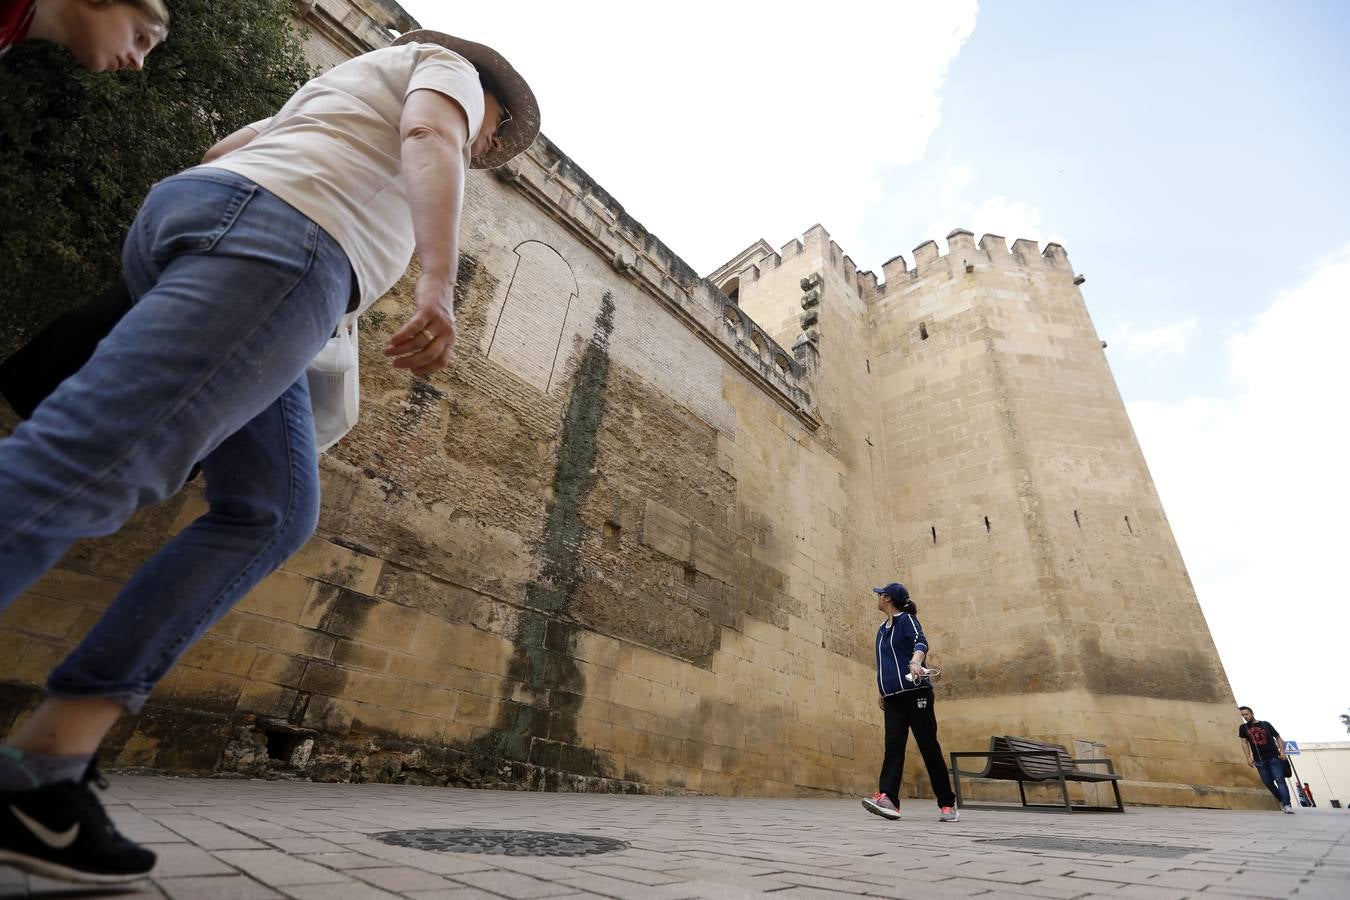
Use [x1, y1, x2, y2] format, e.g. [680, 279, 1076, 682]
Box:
[400, 1, 1350, 743]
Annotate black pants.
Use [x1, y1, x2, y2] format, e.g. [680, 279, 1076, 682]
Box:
[879, 688, 955, 808]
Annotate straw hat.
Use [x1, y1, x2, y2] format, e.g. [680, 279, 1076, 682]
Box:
[392, 30, 540, 169]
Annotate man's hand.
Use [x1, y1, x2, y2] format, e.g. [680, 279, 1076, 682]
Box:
[877, 695, 885, 710]
[384, 274, 457, 375]
[908, 662, 927, 681]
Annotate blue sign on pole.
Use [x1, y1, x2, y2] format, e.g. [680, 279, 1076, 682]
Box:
[1284, 740, 1301, 755]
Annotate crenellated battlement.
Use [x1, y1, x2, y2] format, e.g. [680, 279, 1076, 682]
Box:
[878, 228, 1074, 295]
[716, 221, 1075, 309]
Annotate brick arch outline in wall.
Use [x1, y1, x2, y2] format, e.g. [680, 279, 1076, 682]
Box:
[484, 240, 579, 392]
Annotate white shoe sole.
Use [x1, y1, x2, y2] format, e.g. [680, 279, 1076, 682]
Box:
[861, 798, 901, 820]
[0, 849, 153, 884]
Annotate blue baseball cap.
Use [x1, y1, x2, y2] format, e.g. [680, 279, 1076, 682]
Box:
[873, 582, 909, 602]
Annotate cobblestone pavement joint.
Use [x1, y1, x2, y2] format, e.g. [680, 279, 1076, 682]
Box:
[2, 776, 1347, 899]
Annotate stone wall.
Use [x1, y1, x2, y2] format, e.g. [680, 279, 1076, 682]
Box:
[291, 0, 414, 71]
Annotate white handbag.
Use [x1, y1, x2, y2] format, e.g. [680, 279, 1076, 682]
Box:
[306, 312, 360, 452]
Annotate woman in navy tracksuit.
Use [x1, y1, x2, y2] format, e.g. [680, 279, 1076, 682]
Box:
[861, 582, 959, 822]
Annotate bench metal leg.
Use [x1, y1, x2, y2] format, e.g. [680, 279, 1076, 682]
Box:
[1058, 774, 1071, 812]
[1111, 778, 1124, 812]
[1017, 780, 1028, 808]
[952, 758, 964, 809]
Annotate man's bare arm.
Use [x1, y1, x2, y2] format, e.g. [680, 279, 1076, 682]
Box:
[383, 87, 470, 375]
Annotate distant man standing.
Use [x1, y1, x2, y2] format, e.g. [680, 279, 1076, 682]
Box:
[1238, 706, 1294, 814]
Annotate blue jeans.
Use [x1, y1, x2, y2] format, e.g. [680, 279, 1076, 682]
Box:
[0, 169, 351, 712]
[1255, 757, 1291, 806]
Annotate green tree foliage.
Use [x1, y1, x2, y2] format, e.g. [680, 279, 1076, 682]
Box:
[0, 0, 314, 360]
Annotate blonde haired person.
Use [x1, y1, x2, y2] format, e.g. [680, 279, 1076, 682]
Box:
[1, 0, 167, 70]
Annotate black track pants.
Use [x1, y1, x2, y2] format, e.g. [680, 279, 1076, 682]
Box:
[879, 688, 955, 808]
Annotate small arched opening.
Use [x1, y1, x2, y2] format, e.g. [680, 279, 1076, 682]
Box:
[720, 276, 740, 305]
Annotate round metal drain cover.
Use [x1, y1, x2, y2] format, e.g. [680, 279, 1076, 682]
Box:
[374, 827, 629, 857]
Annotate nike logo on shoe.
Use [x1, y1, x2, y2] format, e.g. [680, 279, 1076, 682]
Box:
[11, 806, 80, 849]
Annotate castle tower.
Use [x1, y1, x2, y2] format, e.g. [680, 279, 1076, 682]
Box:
[710, 226, 891, 660]
[720, 227, 1264, 807]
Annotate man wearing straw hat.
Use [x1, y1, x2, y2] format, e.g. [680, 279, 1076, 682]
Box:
[0, 30, 539, 885]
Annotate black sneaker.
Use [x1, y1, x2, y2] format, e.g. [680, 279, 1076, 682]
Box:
[0, 761, 155, 883]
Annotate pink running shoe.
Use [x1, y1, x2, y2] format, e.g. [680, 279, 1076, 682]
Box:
[939, 806, 960, 822]
[862, 793, 901, 820]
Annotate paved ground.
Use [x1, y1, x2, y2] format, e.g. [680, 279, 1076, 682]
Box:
[2, 776, 1347, 899]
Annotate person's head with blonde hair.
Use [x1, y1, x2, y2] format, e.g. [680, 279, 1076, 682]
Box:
[23, 0, 170, 72]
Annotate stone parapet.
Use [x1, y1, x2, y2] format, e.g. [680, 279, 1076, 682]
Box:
[494, 137, 817, 429]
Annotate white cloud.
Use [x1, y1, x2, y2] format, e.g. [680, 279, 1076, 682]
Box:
[940, 163, 974, 205]
[1128, 244, 1350, 743]
[1113, 318, 1199, 361]
[399, 0, 980, 272]
[962, 195, 1066, 247]
[918, 165, 1067, 261]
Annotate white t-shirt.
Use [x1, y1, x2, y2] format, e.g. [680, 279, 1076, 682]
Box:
[207, 43, 485, 311]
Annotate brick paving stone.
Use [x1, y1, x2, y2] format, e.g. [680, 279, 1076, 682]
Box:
[283, 883, 406, 900]
[314, 832, 384, 844]
[1146, 870, 1240, 890]
[147, 842, 237, 877]
[484, 857, 591, 880]
[266, 837, 352, 854]
[112, 811, 188, 845]
[1098, 885, 1195, 900]
[295, 850, 398, 869]
[1224, 873, 1320, 893]
[966, 875, 1100, 898]
[657, 881, 781, 900]
[211, 849, 353, 886]
[762, 870, 873, 894]
[1059, 864, 1133, 885]
[402, 889, 524, 900]
[350, 866, 462, 892]
[1290, 882, 1349, 900]
[156, 874, 283, 899]
[151, 814, 268, 850]
[871, 881, 999, 900]
[946, 866, 1047, 885]
[337, 841, 500, 875]
[579, 863, 686, 886]
[450, 869, 583, 897]
[932, 878, 1050, 896]
[554, 872, 696, 899]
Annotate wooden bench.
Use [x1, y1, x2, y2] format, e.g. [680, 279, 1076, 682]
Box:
[950, 736, 1124, 812]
